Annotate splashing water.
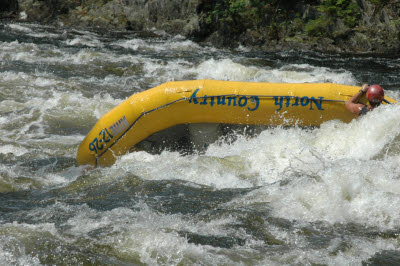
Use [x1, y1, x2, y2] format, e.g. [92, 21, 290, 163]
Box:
[1, 22, 400, 265]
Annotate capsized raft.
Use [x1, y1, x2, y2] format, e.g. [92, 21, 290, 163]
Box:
[77, 79, 397, 167]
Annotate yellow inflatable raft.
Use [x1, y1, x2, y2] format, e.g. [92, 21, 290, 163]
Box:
[77, 80, 397, 167]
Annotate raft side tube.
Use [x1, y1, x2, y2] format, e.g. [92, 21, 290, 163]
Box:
[77, 80, 397, 167]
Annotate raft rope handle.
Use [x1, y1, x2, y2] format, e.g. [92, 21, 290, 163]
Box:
[95, 94, 346, 164]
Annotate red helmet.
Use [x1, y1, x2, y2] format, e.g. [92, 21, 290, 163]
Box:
[367, 85, 384, 105]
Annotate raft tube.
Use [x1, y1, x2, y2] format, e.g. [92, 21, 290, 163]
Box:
[77, 80, 397, 167]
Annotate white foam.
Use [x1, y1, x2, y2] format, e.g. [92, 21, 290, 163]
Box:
[0, 85, 121, 152]
[0, 222, 58, 265]
[7, 24, 32, 33]
[216, 105, 400, 229]
[260, 237, 398, 265]
[115, 151, 254, 189]
[194, 59, 357, 84]
[0, 145, 28, 156]
[19, 12, 27, 20]
[61, 203, 237, 264]
[65, 37, 103, 48]
[314, 104, 400, 159]
[113, 38, 201, 53]
[0, 236, 41, 265]
[112, 38, 147, 51]
[0, 40, 111, 65]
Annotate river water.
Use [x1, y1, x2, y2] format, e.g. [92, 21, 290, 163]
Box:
[1, 22, 400, 265]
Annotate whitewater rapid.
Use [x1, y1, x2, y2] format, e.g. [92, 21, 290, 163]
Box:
[1, 22, 400, 265]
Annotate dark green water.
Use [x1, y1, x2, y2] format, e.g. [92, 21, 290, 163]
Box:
[1, 22, 400, 265]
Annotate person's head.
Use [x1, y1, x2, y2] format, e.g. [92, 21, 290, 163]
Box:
[367, 85, 384, 107]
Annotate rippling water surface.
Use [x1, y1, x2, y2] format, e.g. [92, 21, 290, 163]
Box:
[1, 22, 400, 265]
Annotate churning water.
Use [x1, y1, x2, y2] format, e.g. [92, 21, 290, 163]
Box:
[1, 22, 400, 265]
